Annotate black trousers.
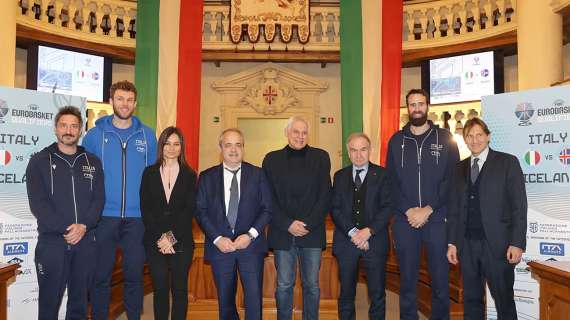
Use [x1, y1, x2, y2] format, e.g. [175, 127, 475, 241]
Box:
[146, 245, 193, 320]
[460, 238, 518, 320]
[335, 244, 387, 320]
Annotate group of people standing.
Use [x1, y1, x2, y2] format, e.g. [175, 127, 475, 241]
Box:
[26, 80, 527, 320]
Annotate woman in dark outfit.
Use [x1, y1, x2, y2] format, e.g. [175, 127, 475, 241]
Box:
[140, 126, 197, 320]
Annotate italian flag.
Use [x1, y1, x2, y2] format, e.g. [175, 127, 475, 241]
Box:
[0, 150, 11, 166]
[525, 150, 541, 166]
[134, 0, 203, 169]
[340, 0, 403, 165]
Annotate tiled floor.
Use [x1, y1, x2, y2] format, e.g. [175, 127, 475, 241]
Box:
[119, 284, 430, 320]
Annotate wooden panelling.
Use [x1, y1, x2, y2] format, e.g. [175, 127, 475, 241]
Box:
[106, 218, 465, 319]
[529, 261, 570, 320]
[0, 264, 20, 320]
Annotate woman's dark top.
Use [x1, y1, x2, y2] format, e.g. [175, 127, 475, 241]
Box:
[140, 163, 197, 252]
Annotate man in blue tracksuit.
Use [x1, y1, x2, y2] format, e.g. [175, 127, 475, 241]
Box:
[386, 89, 459, 320]
[83, 80, 157, 319]
[26, 106, 105, 320]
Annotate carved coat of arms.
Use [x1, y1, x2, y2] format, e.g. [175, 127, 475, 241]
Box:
[230, 0, 310, 43]
[240, 68, 300, 115]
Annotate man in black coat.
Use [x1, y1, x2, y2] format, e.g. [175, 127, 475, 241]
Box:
[331, 133, 392, 320]
[447, 117, 527, 320]
[262, 116, 331, 320]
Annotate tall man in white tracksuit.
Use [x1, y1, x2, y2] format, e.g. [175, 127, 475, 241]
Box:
[83, 81, 157, 319]
[386, 89, 459, 320]
[26, 106, 105, 320]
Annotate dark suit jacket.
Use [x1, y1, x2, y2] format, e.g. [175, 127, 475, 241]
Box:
[140, 163, 197, 252]
[195, 162, 272, 261]
[331, 163, 392, 255]
[263, 146, 331, 250]
[447, 148, 527, 258]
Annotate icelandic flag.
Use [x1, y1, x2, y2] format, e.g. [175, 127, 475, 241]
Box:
[559, 148, 570, 166]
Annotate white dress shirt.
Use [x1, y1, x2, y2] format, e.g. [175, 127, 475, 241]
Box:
[213, 164, 258, 244]
[471, 146, 489, 170]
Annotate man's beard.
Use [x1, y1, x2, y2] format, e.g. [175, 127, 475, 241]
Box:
[409, 112, 428, 127]
[113, 106, 134, 120]
[59, 135, 79, 146]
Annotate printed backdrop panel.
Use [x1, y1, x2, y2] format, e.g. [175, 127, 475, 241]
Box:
[482, 85, 570, 320]
[0, 87, 86, 319]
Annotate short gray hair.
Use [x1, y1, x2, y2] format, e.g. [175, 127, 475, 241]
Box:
[218, 128, 244, 147]
[346, 132, 371, 148]
[284, 116, 309, 134]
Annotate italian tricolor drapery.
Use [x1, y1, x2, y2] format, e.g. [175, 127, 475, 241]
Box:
[340, 0, 403, 166]
[134, 0, 401, 170]
[135, 0, 203, 170]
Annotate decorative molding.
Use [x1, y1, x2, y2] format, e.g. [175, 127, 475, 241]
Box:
[403, 24, 517, 51]
[230, 0, 310, 44]
[16, 0, 136, 49]
[551, 0, 570, 13]
[211, 62, 328, 142]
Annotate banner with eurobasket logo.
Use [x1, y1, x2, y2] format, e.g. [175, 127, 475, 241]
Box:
[482, 85, 570, 320]
[0, 87, 86, 319]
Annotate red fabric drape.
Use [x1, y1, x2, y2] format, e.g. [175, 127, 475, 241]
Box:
[379, 0, 403, 166]
[177, 0, 203, 171]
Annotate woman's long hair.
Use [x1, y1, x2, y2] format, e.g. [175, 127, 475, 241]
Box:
[156, 126, 191, 170]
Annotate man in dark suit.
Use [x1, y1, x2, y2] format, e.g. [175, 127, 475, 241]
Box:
[331, 133, 392, 320]
[196, 128, 272, 320]
[447, 118, 527, 320]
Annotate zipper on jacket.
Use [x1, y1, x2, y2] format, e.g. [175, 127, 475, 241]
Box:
[71, 173, 78, 223]
[404, 127, 434, 207]
[416, 128, 433, 207]
[53, 153, 82, 224]
[105, 129, 143, 219]
[418, 147, 422, 207]
[121, 142, 127, 218]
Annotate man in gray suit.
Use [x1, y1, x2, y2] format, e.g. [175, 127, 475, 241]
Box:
[447, 117, 527, 320]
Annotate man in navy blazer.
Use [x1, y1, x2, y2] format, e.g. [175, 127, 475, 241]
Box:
[447, 118, 527, 319]
[331, 133, 392, 319]
[196, 128, 272, 320]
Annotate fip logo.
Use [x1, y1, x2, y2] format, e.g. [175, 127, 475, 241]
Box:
[528, 222, 538, 234]
[514, 102, 535, 126]
[7, 257, 23, 264]
[0, 99, 9, 124]
[540, 242, 565, 256]
[3, 242, 28, 255]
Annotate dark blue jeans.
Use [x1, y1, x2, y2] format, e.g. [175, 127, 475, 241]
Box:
[274, 246, 322, 320]
[91, 217, 146, 320]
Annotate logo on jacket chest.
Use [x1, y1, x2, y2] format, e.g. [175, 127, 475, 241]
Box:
[82, 165, 96, 180]
[135, 139, 146, 153]
[430, 143, 443, 157]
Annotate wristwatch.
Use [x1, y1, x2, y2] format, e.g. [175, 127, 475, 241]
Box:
[247, 231, 256, 241]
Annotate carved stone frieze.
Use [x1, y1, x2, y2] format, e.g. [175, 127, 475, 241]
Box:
[211, 62, 328, 116]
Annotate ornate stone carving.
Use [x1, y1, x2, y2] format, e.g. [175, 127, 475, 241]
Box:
[230, 0, 310, 43]
[240, 68, 301, 115]
[211, 62, 328, 116]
